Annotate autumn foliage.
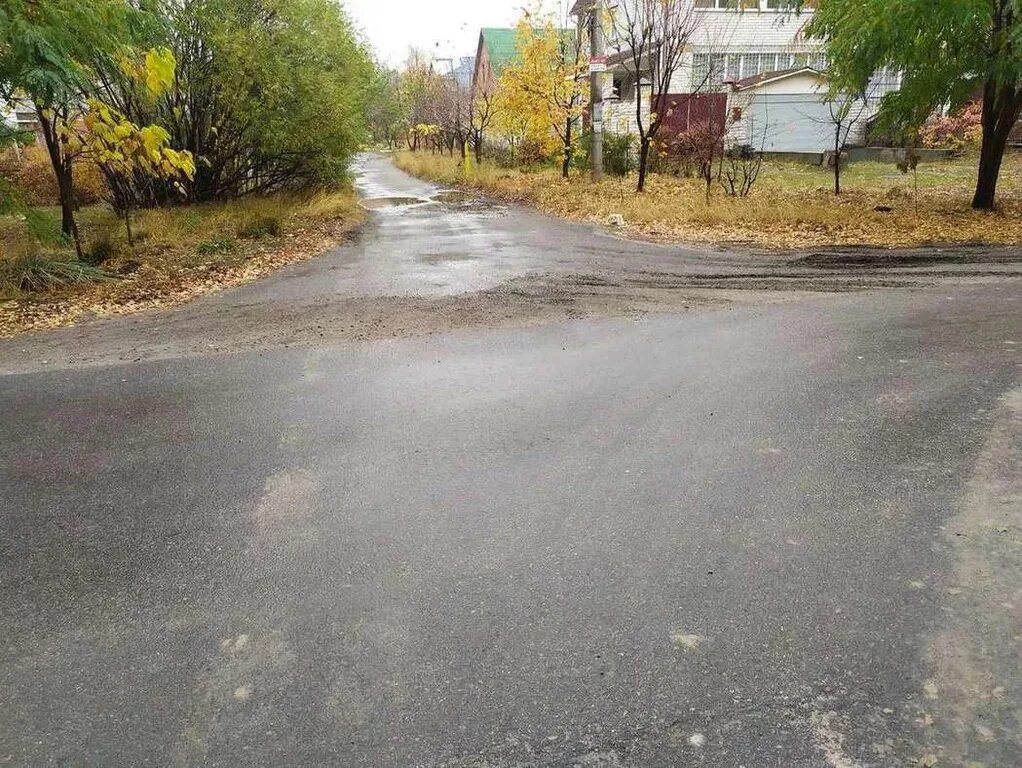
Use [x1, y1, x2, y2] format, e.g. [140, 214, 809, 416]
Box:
[494, 15, 589, 173]
[919, 102, 983, 151]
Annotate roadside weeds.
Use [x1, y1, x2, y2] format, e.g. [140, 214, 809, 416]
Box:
[0, 192, 366, 338]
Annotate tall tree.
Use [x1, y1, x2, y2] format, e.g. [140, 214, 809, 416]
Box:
[99, 0, 375, 203]
[499, 12, 589, 178]
[366, 65, 406, 149]
[804, 0, 1022, 210]
[610, 0, 702, 192]
[398, 54, 444, 149]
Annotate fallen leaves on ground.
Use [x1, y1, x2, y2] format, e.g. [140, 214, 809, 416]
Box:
[394, 151, 1022, 250]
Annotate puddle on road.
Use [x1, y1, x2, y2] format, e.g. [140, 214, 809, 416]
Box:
[360, 196, 429, 210]
[359, 190, 506, 218]
[430, 189, 508, 218]
[420, 252, 479, 265]
[431, 190, 478, 205]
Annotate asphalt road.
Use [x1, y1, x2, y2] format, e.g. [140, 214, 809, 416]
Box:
[2, 156, 1021, 767]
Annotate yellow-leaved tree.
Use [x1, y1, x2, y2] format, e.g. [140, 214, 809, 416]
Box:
[60, 48, 195, 246]
[75, 100, 195, 245]
[495, 12, 589, 176]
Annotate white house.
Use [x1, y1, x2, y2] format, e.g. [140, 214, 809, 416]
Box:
[573, 0, 900, 154]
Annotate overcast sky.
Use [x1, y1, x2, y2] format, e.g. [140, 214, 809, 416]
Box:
[345, 0, 574, 67]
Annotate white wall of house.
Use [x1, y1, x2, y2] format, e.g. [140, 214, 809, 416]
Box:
[598, 1, 825, 137]
[674, 5, 822, 93]
[603, 78, 650, 137]
[2, 99, 41, 142]
[728, 70, 828, 150]
[2, 103, 18, 131]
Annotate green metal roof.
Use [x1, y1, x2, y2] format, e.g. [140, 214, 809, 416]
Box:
[480, 28, 519, 74]
[480, 27, 578, 76]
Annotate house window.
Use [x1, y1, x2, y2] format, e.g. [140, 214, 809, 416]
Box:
[741, 53, 779, 79]
[725, 54, 742, 81]
[692, 53, 709, 88]
[692, 53, 729, 90]
[869, 67, 902, 98]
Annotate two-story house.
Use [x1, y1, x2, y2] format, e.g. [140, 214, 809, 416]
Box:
[574, 0, 900, 155]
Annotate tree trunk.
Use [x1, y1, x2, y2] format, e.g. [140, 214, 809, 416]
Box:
[124, 207, 134, 247]
[474, 132, 483, 164]
[36, 106, 83, 258]
[972, 81, 1021, 210]
[57, 169, 80, 252]
[834, 126, 842, 196]
[561, 118, 573, 179]
[637, 138, 651, 193]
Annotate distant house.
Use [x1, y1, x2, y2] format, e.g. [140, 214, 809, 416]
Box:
[434, 56, 476, 90]
[2, 98, 42, 144]
[471, 28, 520, 96]
[471, 26, 580, 94]
[571, 0, 901, 154]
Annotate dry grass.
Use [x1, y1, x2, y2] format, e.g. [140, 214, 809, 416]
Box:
[0, 190, 365, 336]
[394, 150, 1022, 249]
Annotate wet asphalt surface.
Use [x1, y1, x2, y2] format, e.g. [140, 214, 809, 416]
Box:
[1, 155, 1021, 766]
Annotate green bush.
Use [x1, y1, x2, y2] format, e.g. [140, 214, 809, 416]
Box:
[196, 236, 236, 255]
[84, 235, 119, 265]
[572, 132, 636, 177]
[603, 133, 637, 177]
[237, 214, 282, 239]
[0, 255, 116, 293]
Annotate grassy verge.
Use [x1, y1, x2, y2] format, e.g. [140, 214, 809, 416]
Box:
[0, 191, 365, 337]
[394, 150, 1022, 249]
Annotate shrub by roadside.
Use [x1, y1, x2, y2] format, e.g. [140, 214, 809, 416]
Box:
[0, 191, 365, 336]
[393, 150, 1022, 249]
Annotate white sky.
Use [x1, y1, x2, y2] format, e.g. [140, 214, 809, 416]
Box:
[344, 0, 575, 67]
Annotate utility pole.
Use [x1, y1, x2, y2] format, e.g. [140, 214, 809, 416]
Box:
[589, 0, 605, 180]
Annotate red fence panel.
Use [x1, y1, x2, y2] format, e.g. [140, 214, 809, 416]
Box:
[656, 93, 728, 134]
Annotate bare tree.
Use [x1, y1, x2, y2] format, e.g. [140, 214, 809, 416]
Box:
[434, 75, 472, 159]
[818, 89, 871, 195]
[611, 0, 701, 192]
[469, 87, 498, 164]
[680, 96, 732, 202]
[719, 138, 765, 199]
